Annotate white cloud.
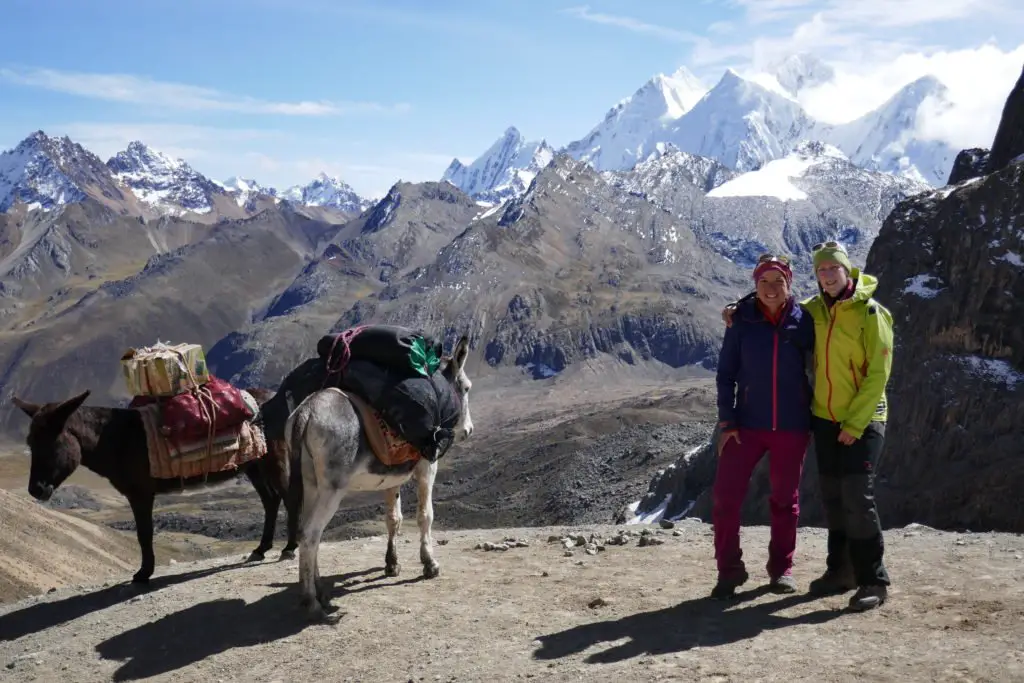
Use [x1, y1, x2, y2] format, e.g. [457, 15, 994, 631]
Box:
[726, 0, 821, 25]
[696, 0, 1021, 69]
[561, 6, 702, 43]
[0, 67, 410, 116]
[796, 43, 1024, 152]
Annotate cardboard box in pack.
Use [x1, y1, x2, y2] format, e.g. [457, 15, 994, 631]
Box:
[121, 343, 210, 397]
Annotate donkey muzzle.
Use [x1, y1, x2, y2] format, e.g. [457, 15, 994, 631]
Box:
[29, 481, 54, 502]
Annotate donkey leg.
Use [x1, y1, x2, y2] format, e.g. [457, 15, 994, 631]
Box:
[280, 485, 300, 561]
[269, 438, 299, 561]
[384, 486, 403, 577]
[298, 488, 344, 622]
[128, 492, 157, 584]
[416, 461, 441, 579]
[245, 464, 279, 562]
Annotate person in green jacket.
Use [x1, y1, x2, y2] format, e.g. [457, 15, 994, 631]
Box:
[722, 241, 894, 611]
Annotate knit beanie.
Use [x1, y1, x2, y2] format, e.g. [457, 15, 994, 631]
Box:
[812, 243, 853, 273]
[753, 259, 793, 285]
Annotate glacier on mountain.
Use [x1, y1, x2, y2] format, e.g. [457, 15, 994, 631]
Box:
[706, 141, 848, 201]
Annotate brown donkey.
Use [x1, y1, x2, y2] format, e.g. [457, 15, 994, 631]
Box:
[10, 387, 300, 584]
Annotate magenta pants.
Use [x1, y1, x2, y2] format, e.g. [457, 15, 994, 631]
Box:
[712, 428, 810, 580]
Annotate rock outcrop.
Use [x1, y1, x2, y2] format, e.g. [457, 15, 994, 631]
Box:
[985, 63, 1024, 173]
[858, 157, 1024, 532]
[946, 148, 990, 185]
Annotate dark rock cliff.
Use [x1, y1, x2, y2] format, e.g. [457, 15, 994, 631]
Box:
[986, 64, 1024, 173]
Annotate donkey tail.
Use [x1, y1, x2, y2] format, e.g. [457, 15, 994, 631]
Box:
[284, 404, 314, 511]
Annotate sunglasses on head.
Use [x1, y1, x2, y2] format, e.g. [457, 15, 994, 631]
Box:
[756, 253, 791, 265]
[812, 240, 848, 254]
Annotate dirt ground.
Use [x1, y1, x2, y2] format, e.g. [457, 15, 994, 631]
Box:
[0, 487, 257, 605]
[2, 521, 1022, 682]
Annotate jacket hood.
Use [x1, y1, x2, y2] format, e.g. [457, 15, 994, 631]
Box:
[850, 268, 878, 302]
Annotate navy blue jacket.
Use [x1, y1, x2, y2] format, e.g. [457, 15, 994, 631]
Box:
[716, 295, 815, 433]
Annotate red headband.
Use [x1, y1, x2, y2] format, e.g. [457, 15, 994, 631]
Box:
[753, 260, 793, 285]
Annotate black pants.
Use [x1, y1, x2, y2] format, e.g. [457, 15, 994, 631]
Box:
[812, 416, 890, 586]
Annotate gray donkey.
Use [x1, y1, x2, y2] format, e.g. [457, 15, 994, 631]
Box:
[284, 334, 474, 622]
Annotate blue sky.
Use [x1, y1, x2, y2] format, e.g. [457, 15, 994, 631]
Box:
[2, 0, 1023, 197]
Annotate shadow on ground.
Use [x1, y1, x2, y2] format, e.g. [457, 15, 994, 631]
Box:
[534, 586, 845, 664]
[94, 566, 426, 681]
[0, 562, 250, 643]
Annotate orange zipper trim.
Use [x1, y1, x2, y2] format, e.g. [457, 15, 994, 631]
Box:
[824, 309, 838, 422]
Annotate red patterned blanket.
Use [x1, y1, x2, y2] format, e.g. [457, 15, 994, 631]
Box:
[129, 375, 256, 449]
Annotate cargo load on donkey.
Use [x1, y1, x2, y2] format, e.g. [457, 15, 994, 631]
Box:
[121, 342, 266, 479]
[258, 324, 462, 463]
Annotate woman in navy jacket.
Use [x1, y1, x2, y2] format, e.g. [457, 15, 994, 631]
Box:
[711, 254, 815, 599]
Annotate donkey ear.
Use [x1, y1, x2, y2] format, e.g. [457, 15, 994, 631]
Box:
[11, 396, 42, 418]
[48, 390, 91, 426]
[453, 335, 470, 370]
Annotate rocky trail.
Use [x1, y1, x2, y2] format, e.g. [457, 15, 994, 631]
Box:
[2, 521, 1022, 682]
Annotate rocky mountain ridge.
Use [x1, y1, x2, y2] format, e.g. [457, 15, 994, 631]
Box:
[0, 133, 369, 223]
[448, 58, 963, 203]
[0, 126, 929, 438]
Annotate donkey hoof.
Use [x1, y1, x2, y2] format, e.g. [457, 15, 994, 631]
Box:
[246, 550, 266, 563]
[279, 549, 296, 561]
[131, 572, 151, 585]
[301, 597, 341, 624]
[422, 562, 441, 579]
[385, 563, 401, 578]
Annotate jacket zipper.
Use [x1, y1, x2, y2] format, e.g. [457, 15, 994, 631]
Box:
[849, 361, 861, 392]
[824, 306, 839, 422]
[772, 329, 779, 431]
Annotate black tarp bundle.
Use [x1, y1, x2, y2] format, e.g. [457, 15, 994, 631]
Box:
[258, 325, 461, 462]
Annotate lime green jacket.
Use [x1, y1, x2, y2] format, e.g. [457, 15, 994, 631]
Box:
[800, 269, 895, 438]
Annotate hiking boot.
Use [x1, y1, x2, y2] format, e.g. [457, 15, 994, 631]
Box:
[710, 570, 749, 600]
[848, 585, 887, 611]
[808, 568, 856, 596]
[769, 574, 798, 594]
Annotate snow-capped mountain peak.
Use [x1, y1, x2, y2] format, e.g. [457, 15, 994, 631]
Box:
[562, 67, 710, 172]
[661, 68, 813, 173]
[441, 126, 555, 204]
[216, 176, 278, 209]
[109, 141, 185, 176]
[219, 176, 272, 195]
[770, 53, 836, 95]
[281, 173, 370, 213]
[107, 141, 223, 216]
[821, 74, 956, 186]
[0, 130, 125, 213]
[644, 66, 709, 120]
